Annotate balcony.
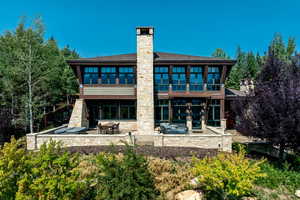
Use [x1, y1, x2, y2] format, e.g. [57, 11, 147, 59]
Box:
[155, 83, 224, 96]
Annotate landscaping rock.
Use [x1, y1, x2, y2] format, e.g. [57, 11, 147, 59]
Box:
[175, 190, 203, 200]
[295, 190, 300, 198]
[242, 197, 257, 200]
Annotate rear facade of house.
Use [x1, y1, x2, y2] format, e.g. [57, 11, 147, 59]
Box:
[67, 27, 236, 135]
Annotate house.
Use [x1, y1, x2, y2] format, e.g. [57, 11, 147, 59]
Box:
[67, 27, 236, 133]
[26, 27, 236, 151]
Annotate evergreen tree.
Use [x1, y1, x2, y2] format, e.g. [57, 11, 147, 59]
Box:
[212, 48, 230, 59]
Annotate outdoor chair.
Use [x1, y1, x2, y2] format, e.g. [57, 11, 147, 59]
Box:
[160, 123, 188, 134]
[111, 123, 120, 134]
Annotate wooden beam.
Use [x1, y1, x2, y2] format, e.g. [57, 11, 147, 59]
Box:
[221, 65, 227, 83]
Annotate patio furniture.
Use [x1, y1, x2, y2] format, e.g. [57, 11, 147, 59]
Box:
[98, 122, 119, 134]
[54, 127, 87, 134]
[160, 123, 188, 134]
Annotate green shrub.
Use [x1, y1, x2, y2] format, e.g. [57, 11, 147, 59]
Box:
[147, 157, 193, 199]
[255, 161, 300, 192]
[0, 137, 27, 200]
[15, 140, 89, 200]
[95, 145, 158, 200]
[192, 147, 266, 199]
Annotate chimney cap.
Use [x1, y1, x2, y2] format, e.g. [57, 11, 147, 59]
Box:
[136, 26, 154, 35]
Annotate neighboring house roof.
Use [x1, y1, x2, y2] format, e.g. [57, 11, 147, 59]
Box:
[225, 88, 246, 98]
[67, 52, 236, 64]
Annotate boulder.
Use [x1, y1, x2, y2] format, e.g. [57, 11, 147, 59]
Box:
[175, 190, 203, 200]
[295, 190, 300, 198]
[242, 197, 257, 200]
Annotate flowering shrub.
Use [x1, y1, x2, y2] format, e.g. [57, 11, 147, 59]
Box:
[192, 146, 266, 199]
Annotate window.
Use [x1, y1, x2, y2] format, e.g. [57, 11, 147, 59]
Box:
[120, 101, 136, 119]
[119, 67, 134, 84]
[102, 103, 118, 119]
[207, 99, 220, 126]
[172, 66, 186, 91]
[172, 99, 187, 123]
[190, 66, 203, 91]
[83, 67, 99, 84]
[207, 66, 221, 91]
[101, 67, 116, 84]
[101, 101, 136, 120]
[155, 100, 169, 123]
[154, 66, 169, 91]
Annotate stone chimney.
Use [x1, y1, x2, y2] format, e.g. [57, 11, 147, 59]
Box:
[136, 27, 154, 135]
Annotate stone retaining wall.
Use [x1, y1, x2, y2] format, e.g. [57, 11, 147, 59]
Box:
[154, 134, 232, 152]
[27, 129, 232, 152]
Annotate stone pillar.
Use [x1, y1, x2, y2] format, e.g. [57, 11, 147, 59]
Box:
[201, 115, 206, 131]
[221, 119, 227, 131]
[186, 117, 192, 133]
[68, 99, 89, 128]
[136, 27, 155, 135]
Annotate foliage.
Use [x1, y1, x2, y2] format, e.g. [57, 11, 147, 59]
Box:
[94, 144, 158, 200]
[234, 50, 300, 158]
[148, 157, 193, 199]
[0, 17, 78, 134]
[0, 137, 27, 200]
[192, 147, 266, 199]
[255, 161, 300, 193]
[226, 47, 261, 90]
[212, 48, 230, 59]
[15, 140, 89, 200]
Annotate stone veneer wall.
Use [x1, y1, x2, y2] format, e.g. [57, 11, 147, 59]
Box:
[68, 99, 89, 128]
[136, 28, 155, 135]
[27, 128, 232, 152]
[154, 134, 232, 152]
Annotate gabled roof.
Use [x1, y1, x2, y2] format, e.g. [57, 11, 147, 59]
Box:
[225, 88, 246, 98]
[67, 52, 236, 65]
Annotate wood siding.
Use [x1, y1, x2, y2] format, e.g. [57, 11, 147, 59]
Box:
[83, 86, 135, 96]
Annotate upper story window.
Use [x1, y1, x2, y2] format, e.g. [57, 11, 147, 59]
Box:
[172, 66, 186, 91]
[207, 66, 221, 91]
[154, 66, 169, 92]
[119, 67, 134, 84]
[83, 67, 99, 84]
[190, 66, 203, 91]
[101, 67, 116, 84]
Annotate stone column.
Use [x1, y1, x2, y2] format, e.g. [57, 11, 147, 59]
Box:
[136, 27, 155, 135]
[68, 99, 89, 128]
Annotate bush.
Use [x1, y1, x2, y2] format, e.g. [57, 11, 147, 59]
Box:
[255, 161, 300, 192]
[192, 147, 266, 199]
[0, 137, 27, 200]
[15, 140, 89, 200]
[148, 157, 193, 199]
[95, 144, 158, 200]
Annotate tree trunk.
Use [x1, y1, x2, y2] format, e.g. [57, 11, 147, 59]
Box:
[28, 45, 34, 134]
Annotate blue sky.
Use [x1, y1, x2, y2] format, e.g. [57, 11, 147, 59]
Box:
[0, 0, 299, 58]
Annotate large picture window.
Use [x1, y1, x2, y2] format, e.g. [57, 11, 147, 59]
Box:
[101, 101, 136, 120]
[119, 67, 134, 84]
[190, 66, 203, 91]
[154, 66, 169, 91]
[83, 67, 99, 84]
[101, 67, 116, 84]
[172, 66, 186, 91]
[207, 66, 221, 91]
[207, 99, 220, 126]
[155, 100, 169, 123]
